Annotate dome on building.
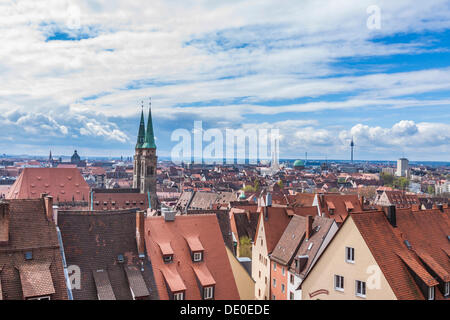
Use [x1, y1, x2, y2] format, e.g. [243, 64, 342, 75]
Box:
[71, 150, 81, 164]
[293, 159, 305, 168]
[239, 192, 246, 199]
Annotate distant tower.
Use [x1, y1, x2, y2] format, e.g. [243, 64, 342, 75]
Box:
[350, 137, 355, 163]
[49, 150, 53, 162]
[133, 99, 158, 210]
[396, 158, 409, 177]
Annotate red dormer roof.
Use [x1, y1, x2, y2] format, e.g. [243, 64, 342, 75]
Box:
[145, 215, 239, 300]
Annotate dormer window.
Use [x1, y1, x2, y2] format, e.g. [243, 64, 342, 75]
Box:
[428, 286, 435, 300]
[173, 291, 184, 300]
[163, 254, 173, 263]
[193, 252, 203, 262]
[203, 286, 214, 300]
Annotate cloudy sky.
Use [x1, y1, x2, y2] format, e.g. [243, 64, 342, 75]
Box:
[1, 0, 449, 161]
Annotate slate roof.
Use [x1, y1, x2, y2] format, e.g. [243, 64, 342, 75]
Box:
[229, 206, 259, 242]
[271, 214, 335, 280]
[0, 199, 68, 300]
[255, 206, 298, 254]
[145, 215, 240, 300]
[58, 209, 158, 300]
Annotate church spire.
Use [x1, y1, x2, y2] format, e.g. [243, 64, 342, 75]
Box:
[136, 102, 146, 149]
[142, 98, 156, 149]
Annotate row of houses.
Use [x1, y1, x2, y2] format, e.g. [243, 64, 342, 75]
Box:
[0, 194, 251, 300]
[252, 194, 449, 300]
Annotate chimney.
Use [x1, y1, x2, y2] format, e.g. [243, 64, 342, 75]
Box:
[387, 205, 397, 228]
[44, 196, 53, 222]
[306, 215, 313, 240]
[53, 205, 59, 226]
[0, 201, 10, 246]
[360, 195, 364, 208]
[264, 206, 269, 221]
[164, 210, 176, 222]
[136, 210, 146, 255]
[266, 193, 272, 207]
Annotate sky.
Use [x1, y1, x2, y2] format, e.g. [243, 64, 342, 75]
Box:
[0, 0, 449, 161]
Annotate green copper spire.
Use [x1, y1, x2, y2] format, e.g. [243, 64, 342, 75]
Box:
[135, 104, 146, 149]
[142, 99, 156, 149]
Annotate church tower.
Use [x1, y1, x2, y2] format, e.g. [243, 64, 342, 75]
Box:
[133, 106, 145, 190]
[133, 100, 158, 210]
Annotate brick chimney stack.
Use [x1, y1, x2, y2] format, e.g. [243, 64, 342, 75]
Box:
[0, 201, 10, 245]
[44, 195, 54, 222]
[306, 215, 313, 240]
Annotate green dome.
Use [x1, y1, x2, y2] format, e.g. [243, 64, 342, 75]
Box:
[293, 160, 305, 167]
[239, 193, 246, 199]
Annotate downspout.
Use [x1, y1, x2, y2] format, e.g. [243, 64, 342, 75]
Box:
[56, 226, 74, 300]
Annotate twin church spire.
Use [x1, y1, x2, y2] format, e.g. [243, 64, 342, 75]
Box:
[136, 99, 156, 150]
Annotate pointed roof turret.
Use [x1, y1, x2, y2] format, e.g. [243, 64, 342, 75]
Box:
[142, 98, 156, 149]
[136, 103, 146, 149]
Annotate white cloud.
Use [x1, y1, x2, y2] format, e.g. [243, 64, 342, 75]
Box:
[0, 0, 449, 158]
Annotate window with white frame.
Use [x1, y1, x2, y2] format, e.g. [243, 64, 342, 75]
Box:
[428, 286, 435, 300]
[173, 292, 184, 300]
[334, 275, 344, 291]
[273, 262, 277, 271]
[193, 252, 203, 262]
[356, 280, 366, 298]
[346, 247, 355, 263]
[273, 278, 276, 287]
[204, 286, 214, 300]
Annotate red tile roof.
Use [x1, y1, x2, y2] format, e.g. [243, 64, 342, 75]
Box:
[318, 194, 363, 224]
[6, 168, 89, 203]
[255, 206, 296, 254]
[351, 210, 445, 300]
[0, 199, 68, 300]
[145, 215, 239, 300]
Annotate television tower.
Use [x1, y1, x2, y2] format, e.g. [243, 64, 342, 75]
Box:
[350, 137, 355, 163]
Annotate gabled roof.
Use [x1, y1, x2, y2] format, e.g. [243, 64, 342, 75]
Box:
[318, 194, 362, 224]
[255, 206, 296, 254]
[145, 215, 239, 300]
[0, 199, 68, 300]
[351, 211, 440, 300]
[6, 168, 89, 203]
[271, 215, 306, 265]
[58, 209, 158, 300]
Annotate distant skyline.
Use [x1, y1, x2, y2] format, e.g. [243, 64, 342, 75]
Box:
[1, 1, 449, 161]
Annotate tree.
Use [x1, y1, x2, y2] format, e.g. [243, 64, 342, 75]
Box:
[427, 185, 435, 195]
[254, 179, 260, 191]
[380, 172, 394, 186]
[358, 186, 377, 201]
[239, 236, 252, 258]
[277, 180, 284, 189]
